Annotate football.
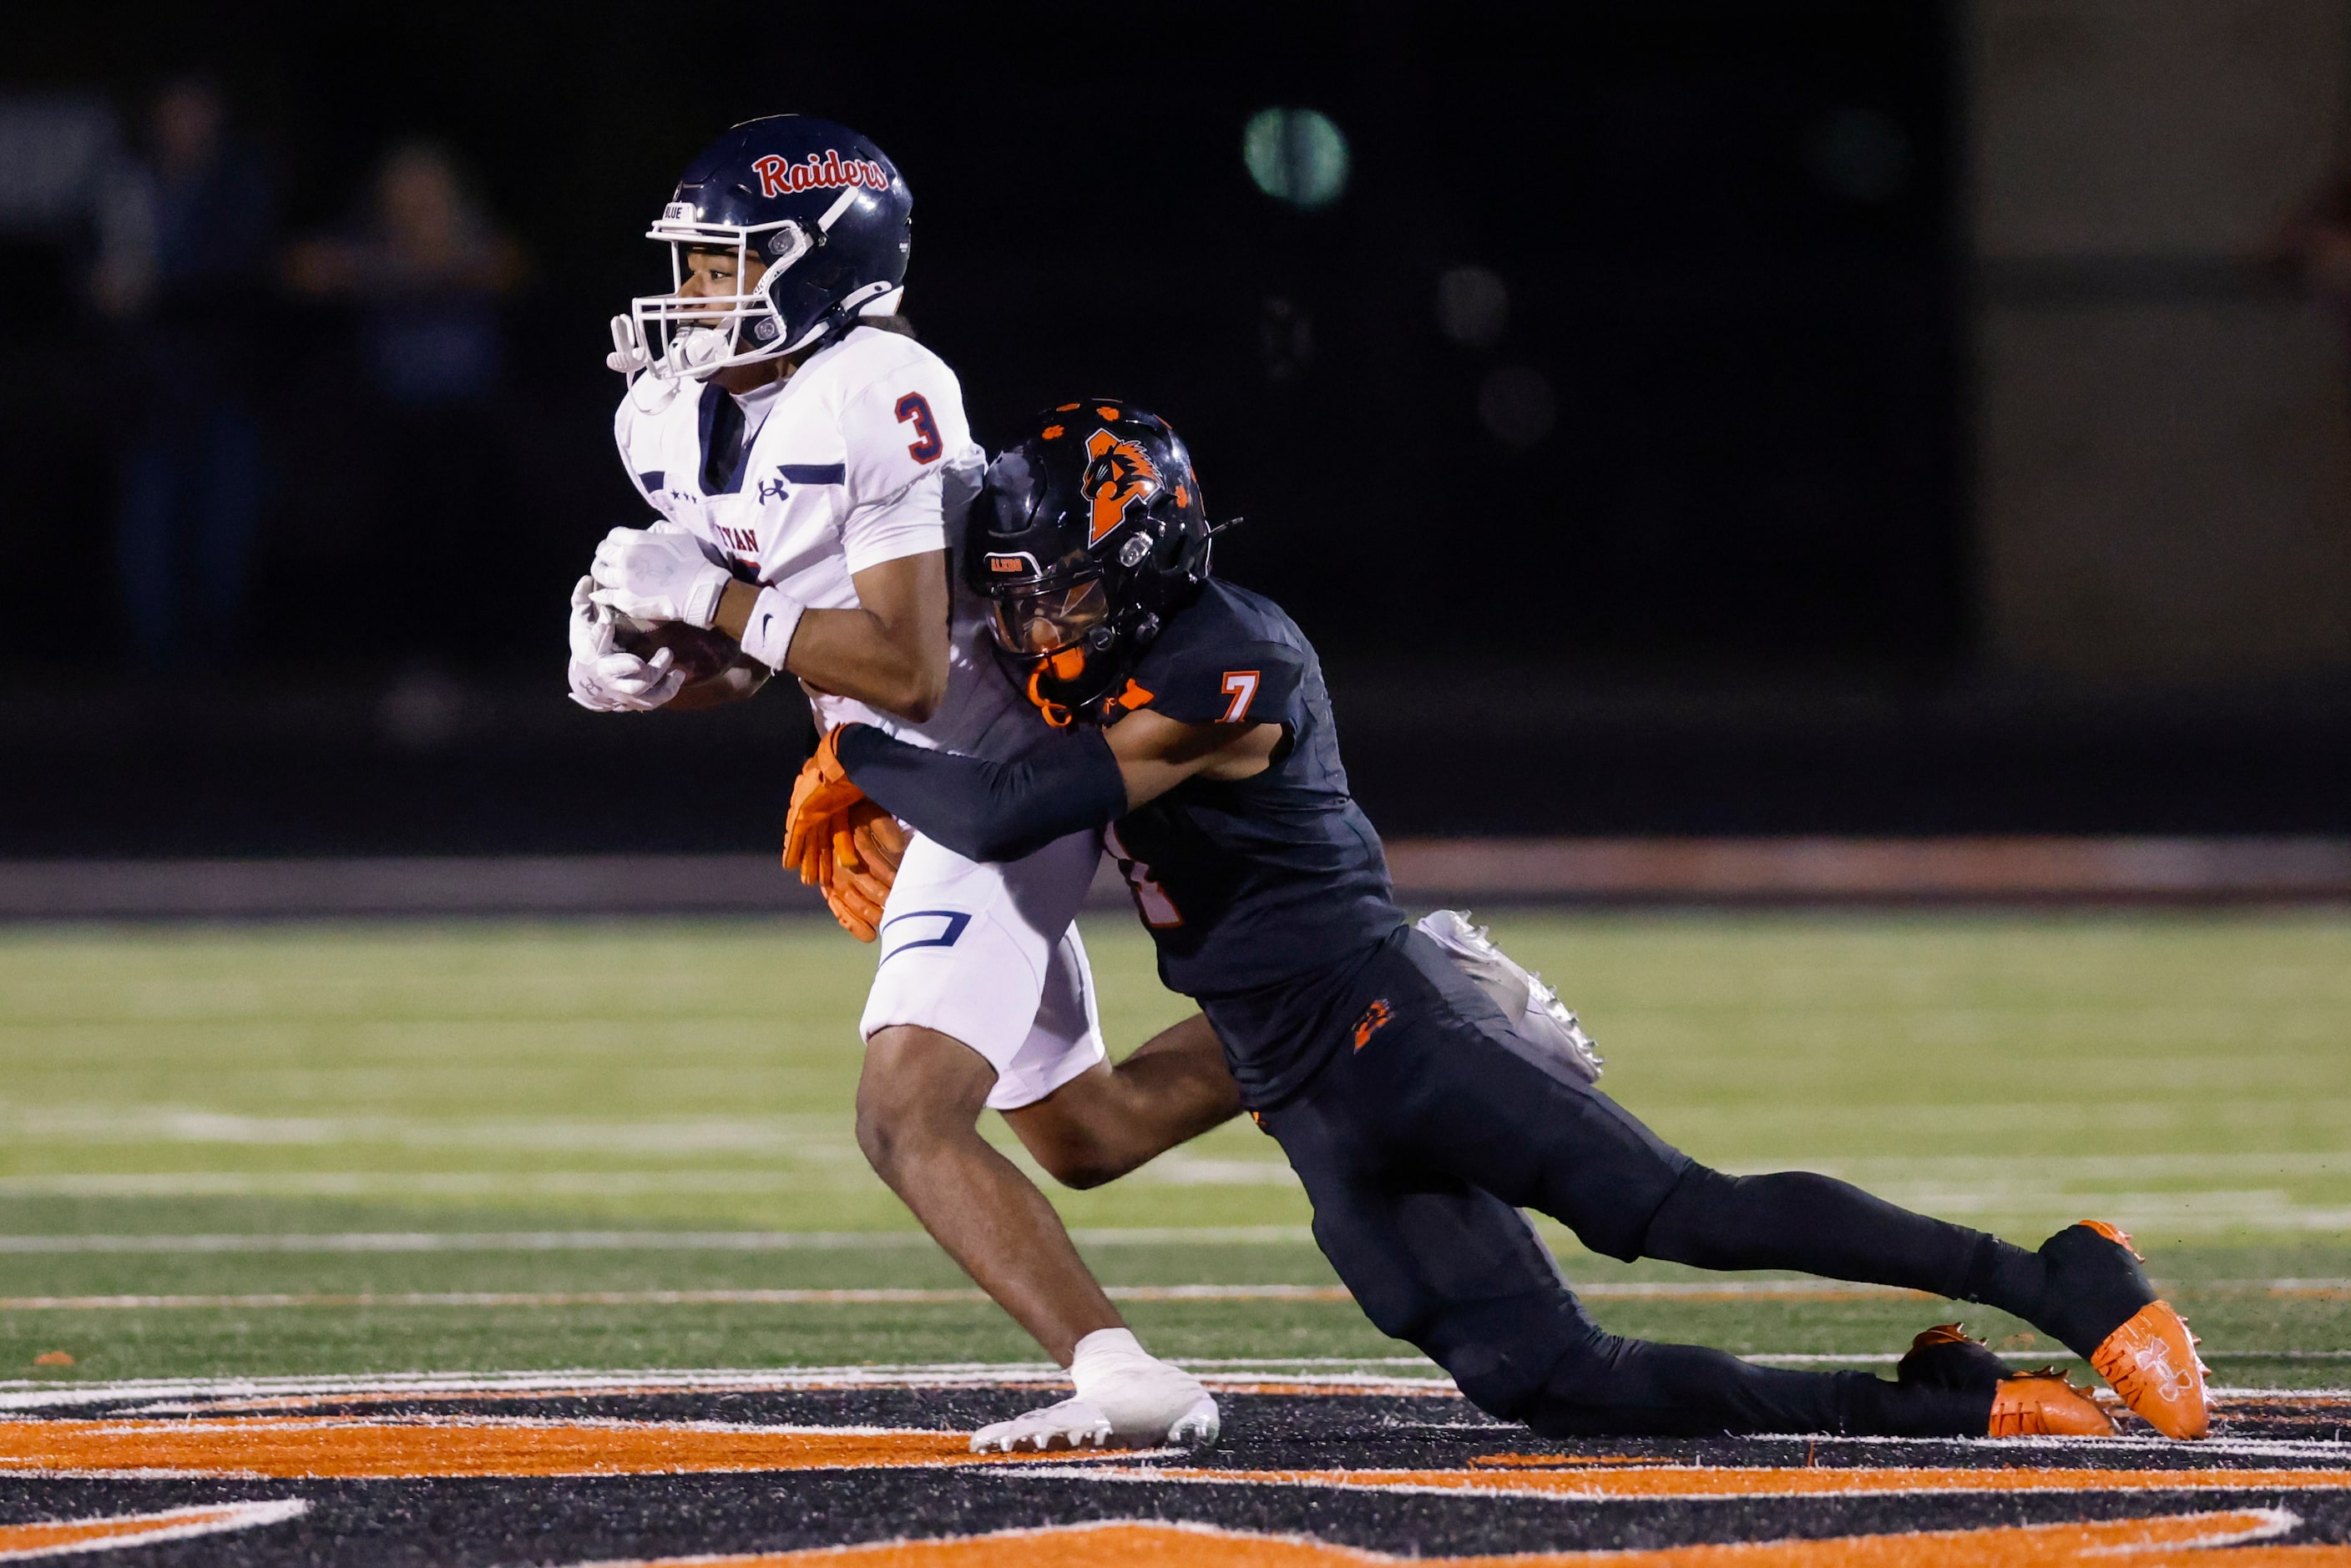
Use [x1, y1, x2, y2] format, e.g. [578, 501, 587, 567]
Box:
[611, 615, 741, 685]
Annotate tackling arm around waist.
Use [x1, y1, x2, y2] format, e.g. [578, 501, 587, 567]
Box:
[835, 708, 1282, 862]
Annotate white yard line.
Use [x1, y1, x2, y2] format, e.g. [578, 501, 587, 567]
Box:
[0, 1174, 816, 1197]
[0, 1285, 1360, 1311]
[0, 1279, 2338, 1313]
[0, 1365, 2338, 1421]
[1741, 1351, 2351, 1364]
[3, 1171, 2346, 1223]
[5, 1105, 2342, 1180]
[0, 1227, 1316, 1253]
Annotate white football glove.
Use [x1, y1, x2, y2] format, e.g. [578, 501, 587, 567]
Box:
[566, 574, 685, 713]
[589, 524, 731, 630]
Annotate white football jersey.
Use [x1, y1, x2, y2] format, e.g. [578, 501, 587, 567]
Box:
[612, 325, 1033, 756]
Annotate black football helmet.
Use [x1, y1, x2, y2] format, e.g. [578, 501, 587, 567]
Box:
[968, 402, 1219, 726]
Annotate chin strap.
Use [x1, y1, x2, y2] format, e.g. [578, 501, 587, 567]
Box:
[1024, 647, 1090, 729]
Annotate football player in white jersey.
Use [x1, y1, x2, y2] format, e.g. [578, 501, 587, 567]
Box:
[569, 118, 1239, 1450]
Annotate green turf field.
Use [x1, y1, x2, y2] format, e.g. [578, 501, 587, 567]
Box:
[0, 912, 2343, 1386]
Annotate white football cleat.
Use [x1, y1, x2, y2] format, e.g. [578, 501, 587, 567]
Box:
[973, 1352, 1221, 1453]
[1079, 1348, 1220, 1448]
[1417, 908, 1604, 1082]
[1163, 1393, 1221, 1447]
[969, 1396, 1112, 1453]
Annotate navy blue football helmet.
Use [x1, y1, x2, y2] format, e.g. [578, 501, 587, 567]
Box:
[611, 115, 913, 386]
[968, 402, 1220, 726]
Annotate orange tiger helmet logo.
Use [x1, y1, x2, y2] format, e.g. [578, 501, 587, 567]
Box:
[1083, 427, 1160, 546]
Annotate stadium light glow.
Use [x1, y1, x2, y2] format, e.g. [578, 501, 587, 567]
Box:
[1243, 108, 1350, 209]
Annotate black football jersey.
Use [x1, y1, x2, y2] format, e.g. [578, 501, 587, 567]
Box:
[1103, 580, 1406, 1104]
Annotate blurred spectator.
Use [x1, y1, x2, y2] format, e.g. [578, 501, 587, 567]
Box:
[286, 142, 522, 649]
[97, 76, 276, 670]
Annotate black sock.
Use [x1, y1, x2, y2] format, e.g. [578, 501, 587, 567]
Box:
[1641, 1166, 1984, 1297]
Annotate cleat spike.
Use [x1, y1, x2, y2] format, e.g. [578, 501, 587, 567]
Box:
[1415, 909, 1603, 1080]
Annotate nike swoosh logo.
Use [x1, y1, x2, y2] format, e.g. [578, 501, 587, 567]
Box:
[761, 613, 774, 636]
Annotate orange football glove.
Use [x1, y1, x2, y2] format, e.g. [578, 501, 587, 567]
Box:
[851, 802, 908, 879]
[782, 728, 867, 884]
[781, 728, 905, 943]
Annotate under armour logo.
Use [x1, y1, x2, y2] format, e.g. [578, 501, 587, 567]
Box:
[2132, 1341, 2193, 1401]
[756, 474, 791, 504]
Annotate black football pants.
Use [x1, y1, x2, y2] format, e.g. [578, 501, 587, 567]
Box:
[1256, 928, 2032, 1438]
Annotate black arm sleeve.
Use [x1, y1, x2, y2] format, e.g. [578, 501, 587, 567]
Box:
[834, 724, 1130, 863]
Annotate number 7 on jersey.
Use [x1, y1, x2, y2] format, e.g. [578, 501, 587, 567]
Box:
[1219, 670, 1260, 723]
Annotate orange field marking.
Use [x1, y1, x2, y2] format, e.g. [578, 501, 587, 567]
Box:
[0, 1500, 305, 1557]
[1153, 1463, 2351, 1500]
[0, 1417, 1060, 1479]
[118, 1373, 1458, 1417]
[568, 1508, 2351, 1565]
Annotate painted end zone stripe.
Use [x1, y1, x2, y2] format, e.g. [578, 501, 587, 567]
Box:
[0, 1419, 1105, 1479]
[2, 1367, 2343, 1415]
[0, 1366, 1464, 1414]
[0, 1416, 2343, 1496]
[561, 1510, 2348, 1566]
[0, 1500, 306, 1557]
[1140, 1464, 2351, 1500]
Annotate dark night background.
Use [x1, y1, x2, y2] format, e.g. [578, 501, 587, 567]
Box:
[2, 1, 2343, 856]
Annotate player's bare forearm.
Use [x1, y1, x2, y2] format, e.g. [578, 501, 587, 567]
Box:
[1103, 709, 1283, 800]
[714, 551, 949, 723]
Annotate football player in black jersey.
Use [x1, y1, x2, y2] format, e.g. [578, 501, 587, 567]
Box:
[796, 402, 2210, 1442]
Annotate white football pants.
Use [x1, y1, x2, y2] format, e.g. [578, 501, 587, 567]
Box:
[857, 827, 1106, 1110]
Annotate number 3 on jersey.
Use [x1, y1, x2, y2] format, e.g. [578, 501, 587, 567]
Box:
[895, 392, 943, 463]
[1104, 823, 1183, 928]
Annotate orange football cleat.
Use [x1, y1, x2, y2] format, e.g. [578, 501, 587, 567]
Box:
[2069, 1222, 2210, 1440]
[1989, 1371, 2116, 1438]
[2079, 1220, 2134, 1251]
[2091, 1300, 2209, 1439]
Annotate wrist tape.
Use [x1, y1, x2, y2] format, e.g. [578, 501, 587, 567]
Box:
[738, 585, 807, 670]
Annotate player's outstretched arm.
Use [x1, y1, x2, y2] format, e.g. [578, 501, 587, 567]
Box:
[832, 709, 1282, 863]
[713, 550, 949, 722]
